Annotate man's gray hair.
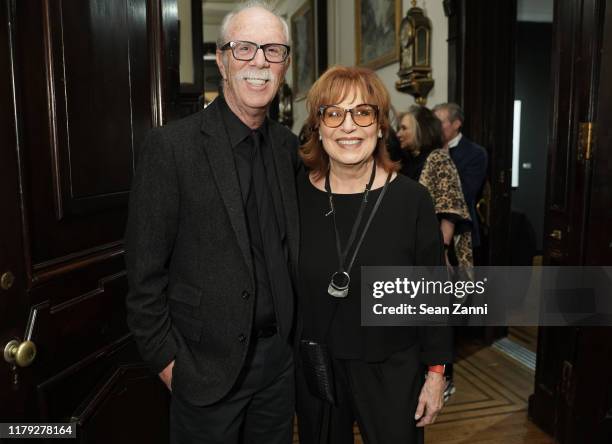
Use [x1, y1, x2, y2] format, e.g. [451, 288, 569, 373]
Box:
[433, 102, 464, 125]
[216, 1, 290, 48]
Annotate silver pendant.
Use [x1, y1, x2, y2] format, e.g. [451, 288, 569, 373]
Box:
[328, 271, 350, 298]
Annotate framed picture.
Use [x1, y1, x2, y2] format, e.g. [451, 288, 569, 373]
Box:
[355, 0, 401, 70]
[291, 0, 316, 100]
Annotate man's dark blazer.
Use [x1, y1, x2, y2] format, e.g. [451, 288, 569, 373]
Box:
[449, 135, 488, 247]
[125, 99, 300, 406]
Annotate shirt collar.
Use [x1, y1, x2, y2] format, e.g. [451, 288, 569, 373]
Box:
[218, 96, 269, 148]
[448, 132, 462, 149]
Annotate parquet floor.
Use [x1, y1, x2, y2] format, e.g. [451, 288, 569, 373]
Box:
[293, 340, 555, 443]
[425, 342, 554, 443]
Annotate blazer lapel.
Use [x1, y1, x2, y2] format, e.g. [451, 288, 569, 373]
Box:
[269, 125, 300, 270]
[200, 101, 254, 278]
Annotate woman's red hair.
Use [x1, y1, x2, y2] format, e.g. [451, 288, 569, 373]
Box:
[299, 65, 399, 178]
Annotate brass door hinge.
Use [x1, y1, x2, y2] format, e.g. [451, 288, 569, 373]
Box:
[578, 122, 595, 161]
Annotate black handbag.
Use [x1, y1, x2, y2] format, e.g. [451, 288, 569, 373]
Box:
[299, 338, 336, 404]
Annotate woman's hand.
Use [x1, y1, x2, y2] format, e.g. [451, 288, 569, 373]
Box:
[414, 371, 446, 427]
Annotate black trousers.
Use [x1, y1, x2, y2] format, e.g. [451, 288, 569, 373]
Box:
[296, 344, 424, 444]
[170, 333, 294, 444]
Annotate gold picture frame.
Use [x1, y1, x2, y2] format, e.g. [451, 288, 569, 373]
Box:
[355, 0, 401, 70]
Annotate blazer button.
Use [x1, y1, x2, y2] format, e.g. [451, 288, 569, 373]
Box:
[238, 333, 247, 343]
[241, 290, 250, 300]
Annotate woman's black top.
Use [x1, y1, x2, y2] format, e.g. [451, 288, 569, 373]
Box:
[297, 170, 453, 364]
[400, 151, 430, 181]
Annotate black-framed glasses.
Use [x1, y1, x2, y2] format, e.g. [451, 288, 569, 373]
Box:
[318, 104, 379, 128]
[220, 40, 290, 63]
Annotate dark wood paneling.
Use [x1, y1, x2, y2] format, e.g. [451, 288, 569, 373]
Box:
[585, 0, 612, 266]
[15, 0, 154, 265]
[1, 0, 172, 438]
[161, 0, 179, 122]
[71, 362, 170, 443]
[543, 0, 604, 267]
[26, 263, 129, 378]
[572, 3, 612, 443]
[0, 0, 31, 420]
[446, 0, 463, 104]
[530, 1, 610, 443]
[50, 0, 133, 202]
[447, 0, 516, 267]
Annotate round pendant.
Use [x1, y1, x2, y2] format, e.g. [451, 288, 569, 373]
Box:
[328, 271, 350, 298]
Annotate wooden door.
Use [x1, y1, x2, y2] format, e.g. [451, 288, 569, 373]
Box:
[529, 1, 612, 443]
[0, 0, 175, 441]
[446, 0, 516, 344]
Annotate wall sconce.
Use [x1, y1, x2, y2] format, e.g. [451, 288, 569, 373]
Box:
[396, 0, 434, 105]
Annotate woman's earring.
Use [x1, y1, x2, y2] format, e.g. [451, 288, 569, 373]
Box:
[378, 129, 382, 138]
[319, 132, 322, 141]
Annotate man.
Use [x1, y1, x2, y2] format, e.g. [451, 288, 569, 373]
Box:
[433, 103, 488, 252]
[125, 3, 299, 443]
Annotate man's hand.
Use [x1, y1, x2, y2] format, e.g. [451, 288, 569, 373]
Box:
[415, 371, 446, 427]
[159, 360, 175, 391]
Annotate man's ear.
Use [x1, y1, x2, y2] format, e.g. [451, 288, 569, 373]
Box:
[216, 50, 227, 80]
[452, 119, 462, 133]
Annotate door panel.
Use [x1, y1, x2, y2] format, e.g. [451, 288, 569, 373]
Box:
[17, 0, 140, 264]
[0, 0, 30, 421]
[529, 1, 611, 443]
[1, 0, 173, 440]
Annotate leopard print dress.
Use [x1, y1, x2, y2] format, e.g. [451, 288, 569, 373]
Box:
[418, 149, 473, 267]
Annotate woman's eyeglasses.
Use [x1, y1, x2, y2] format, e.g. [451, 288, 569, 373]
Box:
[318, 104, 379, 128]
[220, 40, 290, 63]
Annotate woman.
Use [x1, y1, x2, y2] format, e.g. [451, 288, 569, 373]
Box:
[397, 106, 473, 268]
[296, 65, 452, 444]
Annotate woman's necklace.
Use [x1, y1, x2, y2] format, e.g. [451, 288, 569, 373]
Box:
[324, 161, 377, 298]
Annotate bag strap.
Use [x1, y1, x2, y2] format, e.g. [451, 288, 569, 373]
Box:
[344, 171, 392, 274]
[322, 171, 392, 341]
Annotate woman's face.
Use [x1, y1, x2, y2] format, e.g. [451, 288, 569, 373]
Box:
[318, 89, 380, 168]
[397, 113, 418, 153]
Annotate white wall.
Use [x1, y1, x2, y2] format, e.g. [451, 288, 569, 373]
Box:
[279, 0, 448, 133]
[204, 23, 221, 42]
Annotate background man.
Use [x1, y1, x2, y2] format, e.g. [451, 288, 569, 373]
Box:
[125, 2, 299, 443]
[433, 102, 488, 256]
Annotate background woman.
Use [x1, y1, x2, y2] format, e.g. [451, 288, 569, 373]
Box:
[397, 105, 473, 268]
[296, 65, 452, 444]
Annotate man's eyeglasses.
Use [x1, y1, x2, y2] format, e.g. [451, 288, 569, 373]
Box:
[318, 104, 379, 128]
[220, 40, 290, 63]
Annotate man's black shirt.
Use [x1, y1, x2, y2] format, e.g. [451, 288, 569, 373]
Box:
[218, 97, 292, 332]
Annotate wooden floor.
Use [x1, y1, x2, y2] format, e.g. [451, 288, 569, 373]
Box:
[425, 341, 553, 443]
[508, 326, 538, 353]
[293, 340, 555, 444]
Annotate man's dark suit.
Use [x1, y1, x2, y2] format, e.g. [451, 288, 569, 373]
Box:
[125, 99, 300, 406]
[449, 135, 488, 248]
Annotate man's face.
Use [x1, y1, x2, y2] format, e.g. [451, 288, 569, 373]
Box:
[434, 108, 461, 144]
[216, 8, 289, 117]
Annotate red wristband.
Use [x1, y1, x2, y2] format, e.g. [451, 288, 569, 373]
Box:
[428, 365, 445, 374]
